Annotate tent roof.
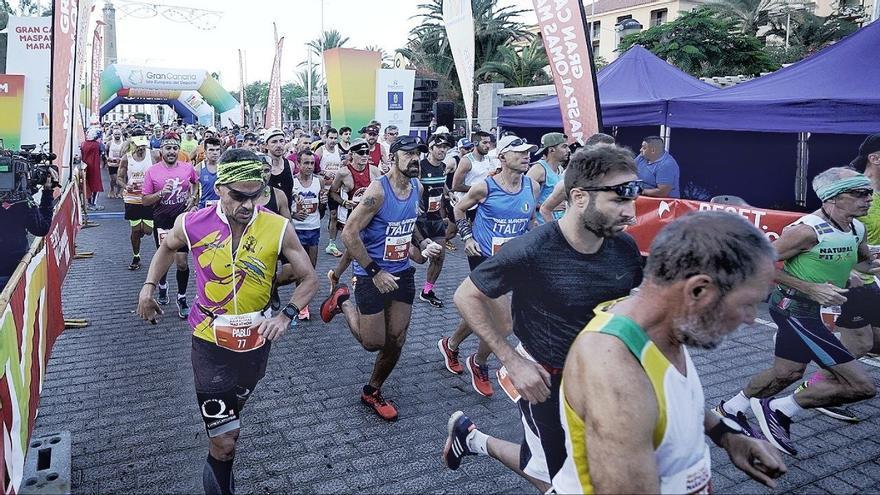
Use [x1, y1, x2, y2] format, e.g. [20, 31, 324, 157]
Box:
[498, 45, 717, 127]
[667, 21, 880, 134]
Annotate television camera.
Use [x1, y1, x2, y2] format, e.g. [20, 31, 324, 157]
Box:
[0, 145, 58, 202]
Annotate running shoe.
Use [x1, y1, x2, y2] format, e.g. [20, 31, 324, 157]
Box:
[419, 290, 443, 308]
[361, 386, 398, 421]
[128, 255, 141, 271]
[325, 241, 342, 258]
[437, 337, 464, 374]
[177, 297, 190, 319]
[320, 284, 350, 323]
[750, 397, 798, 456]
[298, 306, 310, 321]
[157, 286, 169, 305]
[712, 401, 761, 438]
[794, 381, 860, 423]
[466, 354, 494, 397]
[270, 286, 281, 311]
[327, 269, 340, 292]
[444, 240, 457, 251]
[443, 411, 476, 470]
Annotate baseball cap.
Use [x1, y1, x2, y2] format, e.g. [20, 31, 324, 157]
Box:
[349, 138, 370, 152]
[429, 133, 454, 148]
[851, 134, 880, 170]
[390, 135, 428, 154]
[457, 138, 474, 150]
[359, 125, 380, 135]
[537, 132, 567, 154]
[435, 126, 450, 135]
[131, 135, 149, 148]
[264, 127, 285, 142]
[206, 126, 218, 134]
[497, 135, 537, 154]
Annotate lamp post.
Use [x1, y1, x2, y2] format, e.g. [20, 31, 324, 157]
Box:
[614, 18, 643, 49]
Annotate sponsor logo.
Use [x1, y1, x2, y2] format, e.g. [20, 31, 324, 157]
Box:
[200, 398, 231, 420]
[521, 202, 531, 214]
[0, 83, 8, 93]
[145, 71, 199, 82]
[658, 200, 671, 218]
[128, 69, 144, 85]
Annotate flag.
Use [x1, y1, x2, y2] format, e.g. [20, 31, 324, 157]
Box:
[239, 49, 246, 126]
[442, 0, 475, 133]
[265, 37, 284, 128]
[90, 22, 104, 119]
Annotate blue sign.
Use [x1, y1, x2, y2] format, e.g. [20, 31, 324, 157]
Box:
[387, 92, 404, 111]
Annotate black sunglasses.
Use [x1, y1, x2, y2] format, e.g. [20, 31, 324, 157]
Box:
[578, 180, 644, 199]
[226, 186, 264, 202]
[844, 188, 874, 198]
[353, 149, 369, 156]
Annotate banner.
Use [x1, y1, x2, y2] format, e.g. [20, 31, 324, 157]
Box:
[0, 75, 26, 152]
[442, 0, 475, 133]
[89, 23, 103, 119]
[265, 37, 284, 129]
[531, 0, 602, 143]
[6, 16, 52, 151]
[629, 197, 801, 254]
[50, 0, 80, 178]
[374, 69, 415, 135]
[324, 48, 381, 132]
[238, 49, 246, 126]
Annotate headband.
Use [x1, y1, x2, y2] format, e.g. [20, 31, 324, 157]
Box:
[215, 160, 265, 186]
[815, 175, 872, 202]
[161, 137, 180, 147]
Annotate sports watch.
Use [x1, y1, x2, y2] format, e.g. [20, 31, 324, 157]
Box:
[708, 417, 745, 446]
[281, 303, 300, 322]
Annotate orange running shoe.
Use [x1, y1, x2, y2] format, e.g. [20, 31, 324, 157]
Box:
[437, 337, 464, 374]
[320, 284, 350, 323]
[361, 386, 398, 421]
[466, 354, 494, 397]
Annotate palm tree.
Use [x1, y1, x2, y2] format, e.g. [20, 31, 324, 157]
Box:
[477, 39, 550, 88]
[705, 0, 788, 36]
[306, 29, 350, 57]
[363, 44, 393, 69]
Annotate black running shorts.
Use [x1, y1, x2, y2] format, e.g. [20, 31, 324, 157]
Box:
[836, 282, 880, 329]
[191, 337, 271, 438]
[770, 305, 855, 368]
[124, 203, 153, 221]
[417, 216, 446, 240]
[518, 372, 566, 483]
[354, 266, 415, 315]
[468, 255, 487, 271]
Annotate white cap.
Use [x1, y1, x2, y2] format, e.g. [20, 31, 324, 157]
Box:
[435, 125, 450, 135]
[497, 135, 537, 154]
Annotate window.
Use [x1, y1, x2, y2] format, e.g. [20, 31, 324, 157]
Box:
[591, 20, 601, 40]
[616, 14, 632, 24]
[592, 39, 600, 54]
[650, 8, 667, 27]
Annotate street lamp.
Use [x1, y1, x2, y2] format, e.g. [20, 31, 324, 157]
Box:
[615, 18, 643, 48]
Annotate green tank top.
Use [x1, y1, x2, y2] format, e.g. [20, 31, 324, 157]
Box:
[783, 213, 864, 289]
[858, 193, 880, 245]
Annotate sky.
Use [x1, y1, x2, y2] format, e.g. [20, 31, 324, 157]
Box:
[73, 0, 540, 90]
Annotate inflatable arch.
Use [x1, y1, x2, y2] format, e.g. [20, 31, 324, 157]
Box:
[99, 64, 242, 126]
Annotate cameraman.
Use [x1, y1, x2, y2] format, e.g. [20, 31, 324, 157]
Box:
[0, 171, 58, 291]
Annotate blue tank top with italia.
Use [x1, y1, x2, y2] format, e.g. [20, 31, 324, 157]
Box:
[535, 159, 563, 224]
[353, 175, 420, 276]
[473, 175, 535, 256]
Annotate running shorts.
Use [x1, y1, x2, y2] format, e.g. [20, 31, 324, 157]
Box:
[191, 337, 271, 438]
[836, 281, 880, 329]
[468, 255, 487, 271]
[328, 197, 339, 214]
[296, 228, 321, 248]
[519, 372, 566, 483]
[417, 216, 446, 240]
[354, 266, 415, 315]
[770, 305, 855, 368]
[108, 165, 119, 175]
[124, 203, 153, 221]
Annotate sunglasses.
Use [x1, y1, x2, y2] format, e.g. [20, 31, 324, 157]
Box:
[578, 180, 644, 199]
[844, 188, 874, 198]
[500, 138, 528, 153]
[227, 187, 265, 202]
[353, 149, 369, 156]
[387, 132, 399, 136]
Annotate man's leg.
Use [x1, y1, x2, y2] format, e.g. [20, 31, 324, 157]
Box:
[175, 251, 191, 318]
[420, 230, 447, 307]
[368, 300, 412, 390]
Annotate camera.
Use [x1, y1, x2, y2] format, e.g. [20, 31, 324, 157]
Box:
[0, 145, 58, 201]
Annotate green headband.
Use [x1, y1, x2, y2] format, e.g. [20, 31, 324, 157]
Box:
[816, 175, 872, 201]
[215, 160, 265, 186]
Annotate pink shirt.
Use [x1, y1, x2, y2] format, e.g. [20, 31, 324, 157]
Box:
[142, 161, 198, 223]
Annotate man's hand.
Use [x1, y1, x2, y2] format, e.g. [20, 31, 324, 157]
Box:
[422, 240, 443, 259]
[848, 273, 865, 288]
[464, 238, 482, 257]
[506, 355, 551, 403]
[160, 181, 174, 196]
[43, 168, 59, 189]
[256, 314, 291, 342]
[721, 434, 787, 488]
[805, 282, 848, 305]
[136, 287, 163, 324]
[372, 270, 399, 293]
[292, 207, 308, 221]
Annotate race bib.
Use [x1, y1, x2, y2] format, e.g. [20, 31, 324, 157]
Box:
[157, 228, 170, 245]
[299, 197, 319, 215]
[427, 195, 442, 213]
[491, 236, 513, 255]
[497, 343, 537, 403]
[383, 234, 412, 261]
[660, 444, 711, 494]
[212, 312, 266, 352]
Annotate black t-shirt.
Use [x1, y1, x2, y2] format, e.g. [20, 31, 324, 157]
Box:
[470, 222, 643, 369]
[419, 158, 446, 220]
[268, 158, 294, 207]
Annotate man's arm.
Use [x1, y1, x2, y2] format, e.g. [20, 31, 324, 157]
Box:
[136, 213, 188, 323]
[340, 181, 385, 270]
[529, 177, 542, 226]
[704, 412, 787, 488]
[539, 180, 567, 223]
[453, 181, 488, 219]
[641, 184, 672, 198]
[277, 223, 318, 314]
[275, 189, 291, 219]
[525, 161, 545, 187]
[116, 156, 129, 190]
[451, 156, 473, 193]
[330, 168, 349, 205]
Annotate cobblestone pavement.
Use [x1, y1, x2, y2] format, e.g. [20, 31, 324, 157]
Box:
[32, 196, 880, 494]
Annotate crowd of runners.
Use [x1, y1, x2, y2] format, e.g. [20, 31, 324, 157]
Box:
[73, 118, 880, 493]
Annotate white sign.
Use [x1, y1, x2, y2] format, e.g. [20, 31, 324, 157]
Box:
[374, 69, 415, 135]
[6, 15, 51, 149]
[443, 0, 475, 133]
[113, 65, 207, 90]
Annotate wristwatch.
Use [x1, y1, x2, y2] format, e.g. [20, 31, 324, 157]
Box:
[281, 303, 300, 322]
[708, 417, 745, 446]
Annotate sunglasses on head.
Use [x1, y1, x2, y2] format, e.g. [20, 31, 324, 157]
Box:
[226, 186, 264, 202]
[578, 180, 644, 199]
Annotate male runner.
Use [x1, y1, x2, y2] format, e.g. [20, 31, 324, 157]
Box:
[442, 138, 475, 249]
[716, 167, 878, 456]
[338, 126, 353, 153]
[107, 129, 126, 198]
[441, 144, 644, 491]
[194, 137, 223, 209]
[117, 132, 153, 270]
[180, 127, 199, 160]
[550, 212, 786, 492]
[362, 125, 388, 172]
[264, 128, 293, 205]
[380, 125, 399, 158]
[150, 124, 164, 150]
[538, 134, 615, 222]
[142, 132, 198, 317]
[527, 132, 570, 224]
[320, 136, 441, 421]
[417, 133, 454, 307]
[439, 135, 541, 395]
[136, 152, 317, 495]
[290, 149, 322, 320]
[317, 128, 345, 257]
[451, 131, 494, 216]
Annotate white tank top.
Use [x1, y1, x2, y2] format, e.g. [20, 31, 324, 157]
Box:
[123, 151, 153, 204]
[108, 140, 125, 162]
[292, 176, 322, 231]
[456, 152, 494, 210]
[321, 146, 342, 183]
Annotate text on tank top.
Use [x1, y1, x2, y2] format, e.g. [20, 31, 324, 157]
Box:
[473, 175, 535, 256]
[420, 158, 446, 218]
[123, 151, 153, 204]
[292, 176, 322, 231]
[782, 213, 864, 289]
[352, 175, 420, 276]
[108, 140, 125, 161]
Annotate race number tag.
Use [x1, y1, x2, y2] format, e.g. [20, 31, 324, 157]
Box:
[427, 195, 442, 213]
[157, 228, 171, 245]
[497, 343, 538, 403]
[491, 236, 513, 255]
[383, 234, 412, 261]
[300, 197, 319, 215]
[660, 444, 711, 494]
[212, 312, 266, 352]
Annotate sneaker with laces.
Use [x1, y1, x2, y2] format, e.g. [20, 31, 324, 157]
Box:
[298, 306, 310, 321]
[419, 290, 443, 308]
[325, 241, 342, 257]
[437, 337, 463, 374]
[320, 284, 350, 323]
[128, 255, 141, 271]
[177, 297, 190, 319]
[712, 401, 761, 438]
[444, 240, 457, 251]
[466, 354, 494, 397]
[751, 397, 798, 456]
[361, 386, 398, 421]
[443, 411, 476, 470]
[157, 286, 169, 305]
[327, 269, 340, 292]
[794, 381, 860, 423]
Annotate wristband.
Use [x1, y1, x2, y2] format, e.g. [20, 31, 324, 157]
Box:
[366, 261, 382, 277]
[143, 282, 157, 288]
[708, 418, 744, 446]
[457, 218, 473, 241]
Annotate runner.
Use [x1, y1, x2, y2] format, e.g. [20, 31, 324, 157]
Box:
[440, 144, 644, 491]
[439, 135, 541, 395]
[715, 167, 878, 456]
[362, 125, 388, 173]
[320, 136, 441, 421]
[264, 128, 294, 206]
[107, 129, 126, 199]
[180, 127, 200, 160]
[289, 149, 322, 320]
[549, 212, 786, 493]
[539, 133, 615, 222]
[150, 124, 164, 150]
[450, 131, 494, 221]
[193, 137, 223, 209]
[527, 132, 570, 224]
[136, 152, 318, 495]
[442, 138, 474, 249]
[117, 132, 154, 270]
[416, 133, 454, 308]
[141, 132, 199, 318]
[338, 126, 353, 154]
[317, 127, 345, 258]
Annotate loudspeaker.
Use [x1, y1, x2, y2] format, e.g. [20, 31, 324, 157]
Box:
[433, 101, 454, 130]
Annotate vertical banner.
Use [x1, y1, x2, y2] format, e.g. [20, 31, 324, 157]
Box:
[5, 16, 52, 151]
[89, 23, 104, 120]
[0, 75, 26, 152]
[50, 0, 81, 179]
[442, 0, 475, 133]
[238, 49, 247, 126]
[531, 0, 602, 142]
[374, 69, 415, 135]
[324, 48, 381, 132]
[265, 37, 284, 129]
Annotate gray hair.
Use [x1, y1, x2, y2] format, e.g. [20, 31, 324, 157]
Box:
[645, 211, 775, 295]
[812, 166, 858, 196]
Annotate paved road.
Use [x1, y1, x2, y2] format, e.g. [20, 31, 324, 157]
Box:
[33, 196, 880, 494]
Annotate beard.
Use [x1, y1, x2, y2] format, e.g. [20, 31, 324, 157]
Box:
[580, 195, 628, 238]
[403, 159, 420, 178]
[674, 310, 731, 350]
